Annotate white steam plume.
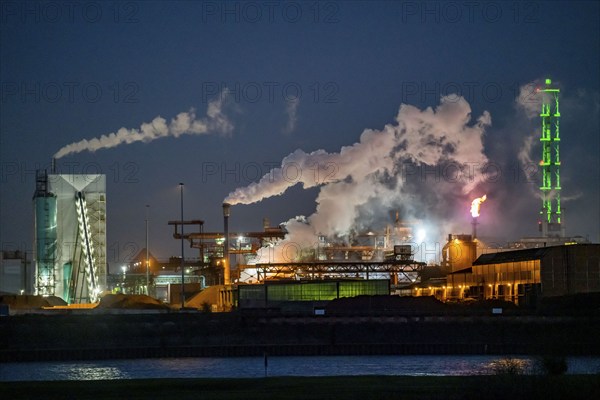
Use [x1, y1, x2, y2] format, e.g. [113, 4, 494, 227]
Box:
[54, 90, 232, 158]
[515, 80, 545, 119]
[283, 97, 299, 135]
[226, 95, 490, 207]
[227, 95, 492, 264]
[515, 79, 557, 198]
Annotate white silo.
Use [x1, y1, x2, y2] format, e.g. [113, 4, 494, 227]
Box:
[34, 172, 106, 303]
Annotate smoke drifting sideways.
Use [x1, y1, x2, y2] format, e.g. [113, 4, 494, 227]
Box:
[53, 90, 233, 159]
[515, 79, 545, 171]
[226, 95, 492, 264]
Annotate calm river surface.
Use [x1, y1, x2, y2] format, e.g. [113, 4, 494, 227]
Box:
[2, 355, 600, 381]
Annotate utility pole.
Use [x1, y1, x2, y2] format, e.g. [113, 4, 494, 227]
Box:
[145, 204, 150, 296]
[179, 183, 185, 309]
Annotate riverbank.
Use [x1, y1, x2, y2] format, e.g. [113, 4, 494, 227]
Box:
[2, 313, 600, 362]
[2, 375, 599, 400]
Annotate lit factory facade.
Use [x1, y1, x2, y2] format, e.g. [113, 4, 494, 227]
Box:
[452, 244, 599, 302]
[439, 239, 599, 305]
[33, 171, 106, 303]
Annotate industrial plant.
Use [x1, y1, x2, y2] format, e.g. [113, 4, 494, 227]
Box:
[1, 79, 596, 316]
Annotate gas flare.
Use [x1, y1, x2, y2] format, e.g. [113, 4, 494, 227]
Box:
[470, 195, 487, 218]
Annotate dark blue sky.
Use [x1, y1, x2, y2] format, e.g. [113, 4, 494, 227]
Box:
[1, 1, 598, 266]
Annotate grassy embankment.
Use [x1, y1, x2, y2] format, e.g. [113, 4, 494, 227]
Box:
[2, 375, 599, 400]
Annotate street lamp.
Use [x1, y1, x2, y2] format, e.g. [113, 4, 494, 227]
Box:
[121, 265, 127, 293]
[145, 204, 150, 296]
[238, 235, 244, 269]
[179, 183, 185, 309]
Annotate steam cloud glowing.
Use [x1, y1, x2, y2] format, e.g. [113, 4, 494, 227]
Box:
[54, 90, 232, 158]
[226, 95, 493, 264]
[470, 195, 487, 218]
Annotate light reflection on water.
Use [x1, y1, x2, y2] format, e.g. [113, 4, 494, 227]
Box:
[2, 355, 599, 382]
[64, 366, 129, 381]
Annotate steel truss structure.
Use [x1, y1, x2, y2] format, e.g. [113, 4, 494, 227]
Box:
[538, 78, 563, 237]
[249, 260, 426, 282]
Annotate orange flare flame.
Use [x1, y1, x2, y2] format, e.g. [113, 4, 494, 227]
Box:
[470, 195, 487, 218]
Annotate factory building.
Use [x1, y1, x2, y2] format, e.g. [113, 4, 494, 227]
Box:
[442, 234, 479, 273]
[33, 171, 106, 303]
[237, 279, 390, 313]
[447, 244, 600, 305]
[166, 205, 417, 311]
[0, 251, 33, 295]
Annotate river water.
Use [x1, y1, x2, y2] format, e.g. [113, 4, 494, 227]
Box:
[2, 355, 600, 381]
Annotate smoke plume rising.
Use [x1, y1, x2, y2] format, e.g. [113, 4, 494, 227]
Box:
[283, 97, 299, 135]
[54, 90, 232, 158]
[227, 95, 492, 263]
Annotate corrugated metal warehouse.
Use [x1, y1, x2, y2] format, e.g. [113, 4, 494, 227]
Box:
[448, 244, 600, 305]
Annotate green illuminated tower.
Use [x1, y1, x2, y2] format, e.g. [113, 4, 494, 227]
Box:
[538, 78, 563, 237]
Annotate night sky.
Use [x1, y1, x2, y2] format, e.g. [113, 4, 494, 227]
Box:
[1, 1, 598, 270]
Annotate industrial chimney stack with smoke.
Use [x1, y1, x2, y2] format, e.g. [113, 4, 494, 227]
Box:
[470, 195, 487, 239]
[222, 203, 231, 285]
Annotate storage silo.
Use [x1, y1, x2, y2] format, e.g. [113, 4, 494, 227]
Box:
[33, 170, 57, 297]
[33, 171, 106, 303]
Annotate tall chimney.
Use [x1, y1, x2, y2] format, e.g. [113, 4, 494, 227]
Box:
[51, 158, 57, 174]
[222, 203, 231, 285]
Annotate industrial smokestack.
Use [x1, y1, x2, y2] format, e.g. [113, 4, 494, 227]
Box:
[51, 158, 57, 174]
[469, 195, 486, 240]
[222, 203, 231, 285]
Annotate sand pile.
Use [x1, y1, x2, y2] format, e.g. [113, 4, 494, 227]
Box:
[0, 295, 67, 309]
[96, 294, 170, 310]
